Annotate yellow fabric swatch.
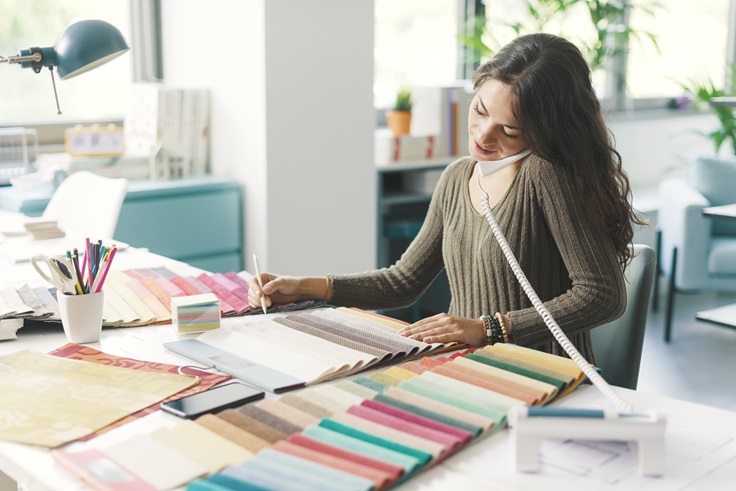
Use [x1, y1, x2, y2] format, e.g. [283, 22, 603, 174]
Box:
[385, 366, 418, 381]
[0, 350, 197, 447]
[370, 372, 403, 387]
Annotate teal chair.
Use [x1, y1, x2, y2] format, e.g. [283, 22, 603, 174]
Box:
[590, 244, 657, 390]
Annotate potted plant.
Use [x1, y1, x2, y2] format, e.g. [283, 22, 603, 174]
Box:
[386, 88, 413, 136]
[681, 75, 736, 155]
[677, 73, 736, 219]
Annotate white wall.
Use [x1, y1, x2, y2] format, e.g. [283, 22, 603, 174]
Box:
[160, 0, 375, 276]
[610, 112, 718, 194]
[609, 111, 719, 249]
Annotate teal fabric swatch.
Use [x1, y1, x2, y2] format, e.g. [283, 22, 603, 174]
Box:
[258, 448, 375, 491]
[353, 376, 387, 393]
[418, 371, 526, 412]
[187, 478, 237, 491]
[206, 473, 273, 491]
[466, 353, 567, 390]
[235, 450, 371, 491]
[319, 418, 432, 466]
[222, 463, 320, 491]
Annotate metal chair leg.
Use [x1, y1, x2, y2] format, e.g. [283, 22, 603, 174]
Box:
[664, 247, 677, 342]
[652, 229, 662, 311]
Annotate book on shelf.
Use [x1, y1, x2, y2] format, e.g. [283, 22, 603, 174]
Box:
[409, 82, 473, 160]
[124, 83, 211, 180]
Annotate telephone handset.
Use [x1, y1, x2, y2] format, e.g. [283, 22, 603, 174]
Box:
[477, 148, 532, 176]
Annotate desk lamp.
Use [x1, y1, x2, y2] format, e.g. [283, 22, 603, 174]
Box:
[0, 19, 130, 114]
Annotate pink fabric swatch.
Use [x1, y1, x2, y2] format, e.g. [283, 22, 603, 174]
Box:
[169, 277, 200, 296]
[211, 273, 249, 303]
[197, 273, 248, 313]
[361, 399, 473, 444]
[225, 272, 250, 289]
[346, 404, 464, 452]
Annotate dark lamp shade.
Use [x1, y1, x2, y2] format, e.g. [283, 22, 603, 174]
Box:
[54, 19, 130, 80]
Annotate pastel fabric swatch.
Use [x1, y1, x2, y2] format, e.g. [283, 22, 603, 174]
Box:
[288, 433, 404, 481]
[271, 440, 393, 490]
[237, 404, 303, 436]
[195, 414, 271, 454]
[83, 340, 589, 491]
[216, 409, 289, 444]
[2, 266, 326, 327]
[254, 399, 321, 429]
[102, 433, 208, 490]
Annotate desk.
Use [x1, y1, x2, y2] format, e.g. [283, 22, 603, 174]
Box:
[2, 253, 736, 490]
[696, 204, 736, 329]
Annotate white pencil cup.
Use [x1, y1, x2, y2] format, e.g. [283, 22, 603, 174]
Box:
[58, 292, 105, 344]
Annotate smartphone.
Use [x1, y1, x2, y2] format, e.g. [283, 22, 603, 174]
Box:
[160, 382, 265, 419]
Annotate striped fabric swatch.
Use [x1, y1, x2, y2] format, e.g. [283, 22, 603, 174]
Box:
[3, 266, 327, 328]
[56, 341, 589, 490]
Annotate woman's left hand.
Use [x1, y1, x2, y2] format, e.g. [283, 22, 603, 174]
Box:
[397, 313, 485, 347]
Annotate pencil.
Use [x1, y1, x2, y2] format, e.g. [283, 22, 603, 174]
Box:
[94, 246, 117, 293]
[252, 254, 268, 315]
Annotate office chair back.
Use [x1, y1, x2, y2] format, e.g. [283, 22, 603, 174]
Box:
[42, 171, 128, 240]
[590, 244, 656, 390]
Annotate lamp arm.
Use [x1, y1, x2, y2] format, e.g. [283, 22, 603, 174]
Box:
[0, 53, 43, 64]
[1, 47, 57, 73]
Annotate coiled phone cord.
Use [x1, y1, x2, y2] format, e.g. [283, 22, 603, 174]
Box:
[477, 171, 633, 412]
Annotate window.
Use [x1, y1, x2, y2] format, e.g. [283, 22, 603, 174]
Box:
[627, 0, 730, 99]
[374, 0, 461, 108]
[376, 1, 734, 111]
[482, 1, 733, 106]
[0, 0, 131, 126]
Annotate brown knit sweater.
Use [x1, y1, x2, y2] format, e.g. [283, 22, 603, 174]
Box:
[330, 155, 626, 363]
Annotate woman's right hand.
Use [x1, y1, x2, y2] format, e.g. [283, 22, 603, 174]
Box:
[247, 273, 303, 310]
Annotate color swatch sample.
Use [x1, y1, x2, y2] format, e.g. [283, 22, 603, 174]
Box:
[172, 292, 221, 333]
[53, 343, 585, 489]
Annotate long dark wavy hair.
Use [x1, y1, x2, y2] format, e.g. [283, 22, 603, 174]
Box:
[473, 33, 642, 267]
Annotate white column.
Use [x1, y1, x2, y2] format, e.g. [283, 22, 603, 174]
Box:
[161, 0, 376, 275]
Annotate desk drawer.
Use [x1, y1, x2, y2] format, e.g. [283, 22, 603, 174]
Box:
[116, 189, 242, 261]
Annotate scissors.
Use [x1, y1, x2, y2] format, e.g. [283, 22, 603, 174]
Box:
[31, 254, 79, 295]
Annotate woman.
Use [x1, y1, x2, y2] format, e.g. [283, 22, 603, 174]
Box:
[248, 33, 641, 363]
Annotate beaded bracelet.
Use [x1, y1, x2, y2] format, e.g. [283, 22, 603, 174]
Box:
[494, 312, 509, 343]
[489, 314, 503, 344]
[479, 315, 493, 345]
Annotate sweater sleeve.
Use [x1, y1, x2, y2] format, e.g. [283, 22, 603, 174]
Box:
[328, 161, 465, 310]
[507, 159, 627, 348]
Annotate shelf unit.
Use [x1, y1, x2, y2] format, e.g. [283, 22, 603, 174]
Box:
[376, 158, 454, 321]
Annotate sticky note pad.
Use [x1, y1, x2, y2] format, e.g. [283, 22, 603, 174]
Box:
[172, 293, 221, 334]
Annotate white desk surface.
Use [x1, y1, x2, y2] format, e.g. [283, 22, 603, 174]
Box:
[1, 248, 736, 490]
